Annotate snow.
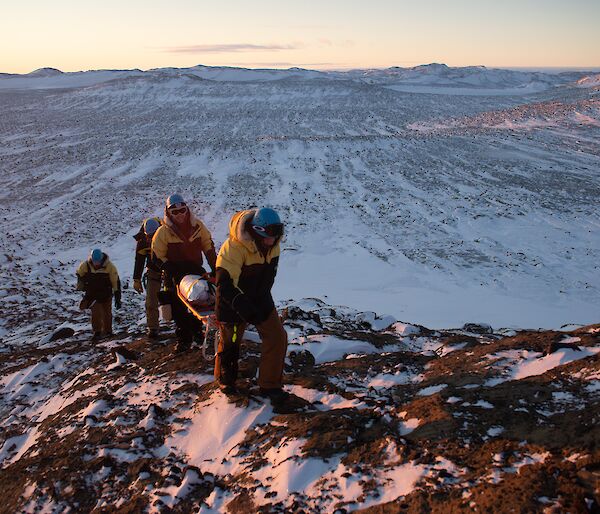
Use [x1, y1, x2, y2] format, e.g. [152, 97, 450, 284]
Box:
[399, 418, 421, 435]
[253, 438, 332, 503]
[287, 334, 397, 364]
[484, 346, 600, 384]
[417, 384, 448, 396]
[164, 391, 275, 475]
[358, 461, 428, 509]
[486, 426, 504, 438]
[367, 370, 422, 388]
[285, 385, 367, 410]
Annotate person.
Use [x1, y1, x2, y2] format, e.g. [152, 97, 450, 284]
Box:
[76, 248, 121, 341]
[133, 217, 162, 339]
[214, 207, 287, 398]
[151, 194, 217, 353]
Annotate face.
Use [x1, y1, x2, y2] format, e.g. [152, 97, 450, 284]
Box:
[169, 205, 188, 223]
[262, 236, 276, 247]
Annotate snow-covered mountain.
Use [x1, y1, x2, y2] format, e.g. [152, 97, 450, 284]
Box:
[0, 62, 599, 512]
[0, 63, 598, 331]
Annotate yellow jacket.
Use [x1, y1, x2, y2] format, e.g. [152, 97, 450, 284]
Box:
[76, 254, 120, 301]
[152, 212, 216, 283]
[216, 210, 281, 323]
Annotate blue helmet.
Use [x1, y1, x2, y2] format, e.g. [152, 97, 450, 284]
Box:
[252, 208, 284, 238]
[90, 248, 103, 265]
[166, 194, 186, 210]
[144, 218, 160, 236]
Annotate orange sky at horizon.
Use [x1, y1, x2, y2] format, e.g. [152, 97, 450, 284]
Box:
[2, 0, 599, 74]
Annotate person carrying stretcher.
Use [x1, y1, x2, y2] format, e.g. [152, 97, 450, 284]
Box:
[151, 194, 217, 353]
[214, 207, 287, 399]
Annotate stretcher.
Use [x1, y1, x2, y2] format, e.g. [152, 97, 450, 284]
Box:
[176, 275, 219, 361]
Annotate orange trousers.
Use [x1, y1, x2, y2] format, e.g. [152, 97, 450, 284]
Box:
[214, 309, 288, 389]
[91, 299, 112, 334]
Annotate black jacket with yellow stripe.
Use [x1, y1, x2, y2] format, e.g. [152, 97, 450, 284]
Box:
[151, 211, 216, 286]
[216, 210, 281, 324]
[133, 217, 162, 280]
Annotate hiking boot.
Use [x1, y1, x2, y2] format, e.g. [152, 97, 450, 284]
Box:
[174, 341, 191, 354]
[147, 328, 160, 340]
[219, 382, 239, 396]
[101, 332, 113, 339]
[91, 332, 102, 342]
[258, 388, 308, 414]
[258, 387, 289, 400]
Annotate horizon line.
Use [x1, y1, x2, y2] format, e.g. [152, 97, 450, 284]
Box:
[3, 63, 600, 76]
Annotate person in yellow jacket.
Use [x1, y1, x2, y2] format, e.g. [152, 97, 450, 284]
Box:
[76, 248, 121, 341]
[215, 207, 287, 399]
[151, 194, 217, 353]
[133, 217, 162, 340]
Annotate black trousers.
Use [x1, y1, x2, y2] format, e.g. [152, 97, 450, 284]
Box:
[171, 291, 203, 345]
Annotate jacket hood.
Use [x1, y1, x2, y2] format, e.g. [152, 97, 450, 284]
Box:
[228, 209, 282, 253]
[228, 210, 256, 247]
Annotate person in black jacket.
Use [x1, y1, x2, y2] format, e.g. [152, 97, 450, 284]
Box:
[151, 194, 217, 353]
[215, 208, 287, 398]
[76, 249, 121, 341]
[133, 217, 162, 339]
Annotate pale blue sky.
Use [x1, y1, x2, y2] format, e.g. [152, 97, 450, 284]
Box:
[2, 0, 599, 72]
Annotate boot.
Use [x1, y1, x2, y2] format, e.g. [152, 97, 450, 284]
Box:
[175, 339, 191, 354]
[147, 328, 160, 340]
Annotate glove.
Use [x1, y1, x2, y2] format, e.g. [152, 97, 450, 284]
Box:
[114, 290, 122, 310]
[232, 293, 258, 324]
[162, 261, 183, 284]
[133, 279, 143, 294]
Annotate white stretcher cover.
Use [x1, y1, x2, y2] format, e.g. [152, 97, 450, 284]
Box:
[178, 274, 215, 308]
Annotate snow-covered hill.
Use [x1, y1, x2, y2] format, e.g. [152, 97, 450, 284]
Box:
[0, 62, 599, 512]
[0, 301, 598, 512]
[0, 63, 598, 332]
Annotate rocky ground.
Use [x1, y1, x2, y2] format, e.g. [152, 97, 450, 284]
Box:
[1, 300, 598, 513]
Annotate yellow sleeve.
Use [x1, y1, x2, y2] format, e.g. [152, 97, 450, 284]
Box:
[200, 224, 215, 253]
[76, 261, 88, 277]
[151, 226, 169, 262]
[216, 239, 245, 287]
[107, 262, 119, 291]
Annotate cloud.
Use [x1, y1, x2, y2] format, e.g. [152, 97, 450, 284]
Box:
[220, 62, 338, 67]
[164, 43, 301, 54]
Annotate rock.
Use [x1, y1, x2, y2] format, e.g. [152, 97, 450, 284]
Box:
[545, 335, 581, 355]
[113, 346, 139, 361]
[281, 306, 321, 325]
[287, 349, 316, 371]
[462, 323, 493, 334]
[48, 327, 75, 342]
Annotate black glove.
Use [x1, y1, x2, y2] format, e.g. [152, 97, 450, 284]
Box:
[114, 290, 122, 310]
[232, 293, 258, 324]
[162, 261, 183, 284]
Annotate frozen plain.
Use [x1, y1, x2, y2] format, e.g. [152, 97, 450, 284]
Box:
[0, 63, 598, 334]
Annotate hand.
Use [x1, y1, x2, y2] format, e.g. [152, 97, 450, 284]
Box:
[115, 298, 122, 310]
[133, 279, 143, 294]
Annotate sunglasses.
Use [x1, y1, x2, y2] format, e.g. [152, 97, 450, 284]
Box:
[169, 206, 188, 216]
[253, 223, 284, 238]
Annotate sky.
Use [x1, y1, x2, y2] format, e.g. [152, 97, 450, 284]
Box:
[2, 0, 599, 73]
